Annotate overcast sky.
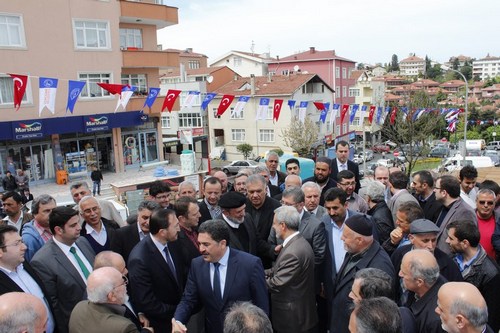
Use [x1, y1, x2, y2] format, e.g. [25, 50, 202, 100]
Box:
[157, 0, 500, 66]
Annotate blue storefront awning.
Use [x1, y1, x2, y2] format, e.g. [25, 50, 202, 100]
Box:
[3, 111, 145, 140]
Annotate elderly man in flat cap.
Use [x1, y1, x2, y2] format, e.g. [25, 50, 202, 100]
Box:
[216, 191, 262, 256]
[391, 218, 463, 305]
[329, 214, 395, 333]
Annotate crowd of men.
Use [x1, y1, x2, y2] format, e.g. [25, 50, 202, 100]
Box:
[0, 140, 499, 333]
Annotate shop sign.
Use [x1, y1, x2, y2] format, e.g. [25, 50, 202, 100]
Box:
[192, 127, 204, 136]
[12, 120, 44, 139]
[84, 115, 109, 133]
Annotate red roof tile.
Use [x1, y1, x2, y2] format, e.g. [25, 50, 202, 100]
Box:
[274, 48, 355, 63]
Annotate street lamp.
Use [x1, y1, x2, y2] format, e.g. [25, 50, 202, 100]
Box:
[441, 64, 468, 162]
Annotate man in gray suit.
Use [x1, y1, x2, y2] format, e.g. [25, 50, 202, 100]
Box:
[302, 182, 327, 219]
[31, 206, 95, 333]
[434, 175, 477, 254]
[388, 171, 419, 225]
[266, 206, 318, 333]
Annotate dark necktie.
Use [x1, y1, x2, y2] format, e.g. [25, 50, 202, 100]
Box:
[163, 245, 178, 283]
[70, 246, 90, 279]
[213, 262, 222, 303]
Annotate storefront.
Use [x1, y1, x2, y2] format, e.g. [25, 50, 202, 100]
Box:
[0, 111, 159, 184]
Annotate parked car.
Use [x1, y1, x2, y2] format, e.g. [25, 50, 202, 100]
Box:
[376, 159, 395, 168]
[363, 162, 378, 176]
[372, 144, 391, 153]
[428, 147, 450, 158]
[222, 160, 261, 174]
[486, 141, 500, 151]
[483, 150, 500, 166]
[353, 154, 364, 165]
[358, 150, 374, 161]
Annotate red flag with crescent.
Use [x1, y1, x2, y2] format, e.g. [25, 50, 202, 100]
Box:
[390, 106, 398, 125]
[9, 74, 28, 111]
[340, 104, 349, 123]
[161, 89, 182, 112]
[368, 105, 376, 124]
[273, 99, 283, 123]
[217, 94, 235, 116]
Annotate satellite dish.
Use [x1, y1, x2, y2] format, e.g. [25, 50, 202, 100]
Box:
[206, 75, 214, 83]
[293, 65, 300, 72]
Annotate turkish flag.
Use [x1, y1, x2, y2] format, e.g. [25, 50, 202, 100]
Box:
[161, 89, 182, 112]
[9, 74, 28, 110]
[368, 105, 376, 124]
[313, 102, 325, 111]
[216, 95, 235, 116]
[273, 99, 283, 122]
[390, 107, 398, 125]
[97, 83, 127, 95]
[340, 104, 349, 123]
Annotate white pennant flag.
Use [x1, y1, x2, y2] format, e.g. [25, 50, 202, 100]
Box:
[255, 97, 270, 120]
[182, 91, 200, 109]
[298, 101, 308, 124]
[39, 77, 58, 116]
[231, 96, 250, 118]
[115, 86, 136, 112]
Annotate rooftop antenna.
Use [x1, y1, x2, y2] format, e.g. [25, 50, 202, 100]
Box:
[250, 40, 255, 56]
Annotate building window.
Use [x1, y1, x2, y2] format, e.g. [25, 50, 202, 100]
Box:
[342, 123, 347, 133]
[259, 129, 274, 142]
[230, 107, 244, 119]
[231, 129, 246, 141]
[336, 125, 340, 135]
[188, 60, 200, 69]
[266, 106, 273, 119]
[161, 115, 171, 128]
[78, 73, 112, 98]
[233, 56, 242, 66]
[352, 117, 360, 126]
[179, 112, 202, 128]
[335, 67, 340, 78]
[349, 89, 360, 97]
[74, 20, 110, 49]
[121, 74, 147, 95]
[302, 82, 314, 94]
[0, 75, 29, 105]
[342, 68, 347, 78]
[119, 28, 142, 49]
[343, 86, 347, 97]
[0, 14, 26, 48]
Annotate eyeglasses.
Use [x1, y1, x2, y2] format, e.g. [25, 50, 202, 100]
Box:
[114, 275, 128, 289]
[0, 239, 24, 248]
[478, 200, 495, 206]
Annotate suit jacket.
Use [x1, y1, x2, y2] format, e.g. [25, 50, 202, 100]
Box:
[69, 301, 149, 333]
[388, 189, 419, 225]
[367, 201, 394, 245]
[198, 200, 213, 225]
[127, 235, 184, 333]
[312, 205, 328, 220]
[80, 217, 120, 254]
[217, 213, 260, 256]
[269, 211, 326, 292]
[174, 228, 201, 277]
[31, 237, 95, 333]
[406, 276, 446, 333]
[21, 193, 34, 204]
[436, 198, 477, 255]
[268, 184, 281, 197]
[329, 159, 361, 193]
[415, 192, 443, 223]
[266, 235, 318, 333]
[174, 248, 269, 333]
[110, 222, 141, 264]
[330, 241, 395, 333]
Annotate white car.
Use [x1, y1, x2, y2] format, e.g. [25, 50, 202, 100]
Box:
[353, 154, 364, 165]
[376, 159, 395, 168]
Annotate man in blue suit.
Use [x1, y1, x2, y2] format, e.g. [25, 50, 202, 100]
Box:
[172, 219, 269, 333]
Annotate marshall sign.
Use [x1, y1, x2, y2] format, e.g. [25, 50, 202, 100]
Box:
[12, 121, 44, 139]
[83, 115, 109, 133]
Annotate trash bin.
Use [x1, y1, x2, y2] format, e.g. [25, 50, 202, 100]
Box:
[56, 170, 68, 185]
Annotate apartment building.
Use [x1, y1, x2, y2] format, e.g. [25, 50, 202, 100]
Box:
[0, 0, 178, 181]
[473, 54, 500, 80]
[210, 50, 274, 77]
[267, 47, 356, 140]
[399, 54, 426, 76]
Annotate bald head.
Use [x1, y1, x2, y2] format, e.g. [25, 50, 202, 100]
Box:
[87, 267, 125, 304]
[436, 282, 488, 333]
[94, 251, 128, 276]
[284, 175, 302, 189]
[400, 249, 439, 296]
[0, 292, 47, 333]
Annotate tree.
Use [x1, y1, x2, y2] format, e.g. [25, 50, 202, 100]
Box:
[280, 117, 319, 156]
[236, 143, 253, 159]
[381, 90, 445, 175]
[390, 54, 399, 72]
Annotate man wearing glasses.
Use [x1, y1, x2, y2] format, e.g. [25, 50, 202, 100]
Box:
[475, 189, 499, 261]
[149, 180, 173, 209]
[69, 267, 153, 333]
[0, 225, 56, 333]
[336, 170, 368, 214]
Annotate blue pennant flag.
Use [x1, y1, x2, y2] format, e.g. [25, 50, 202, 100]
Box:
[66, 80, 86, 114]
[143, 87, 160, 109]
[401, 107, 408, 115]
[349, 104, 359, 124]
[201, 92, 217, 111]
[288, 100, 296, 110]
[319, 107, 328, 123]
[376, 106, 383, 124]
[385, 106, 391, 113]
